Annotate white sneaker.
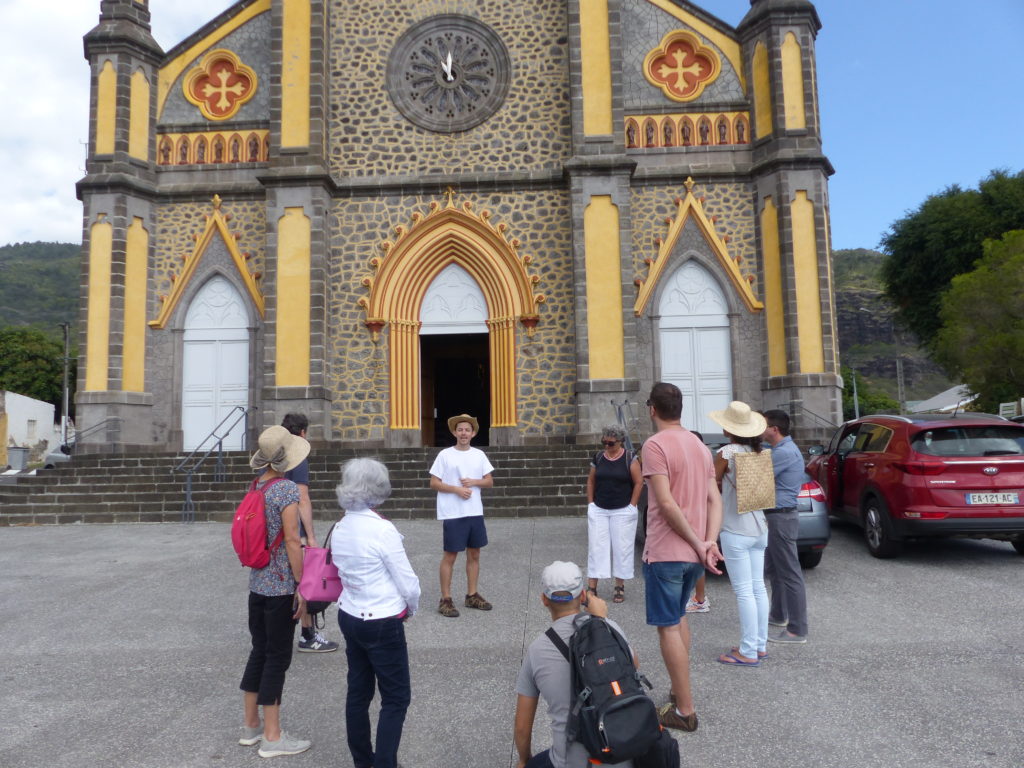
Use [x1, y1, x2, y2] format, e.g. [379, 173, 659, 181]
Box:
[686, 597, 710, 613]
[258, 731, 311, 758]
[239, 725, 262, 746]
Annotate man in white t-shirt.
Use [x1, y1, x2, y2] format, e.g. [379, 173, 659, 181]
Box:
[429, 413, 494, 618]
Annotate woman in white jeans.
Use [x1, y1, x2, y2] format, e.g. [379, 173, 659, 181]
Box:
[709, 402, 770, 667]
[585, 425, 643, 603]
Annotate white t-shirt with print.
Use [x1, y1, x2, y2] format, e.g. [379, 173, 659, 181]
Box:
[429, 446, 494, 520]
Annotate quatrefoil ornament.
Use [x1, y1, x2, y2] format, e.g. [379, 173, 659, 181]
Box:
[643, 30, 720, 102]
[184, 49, 258, 121]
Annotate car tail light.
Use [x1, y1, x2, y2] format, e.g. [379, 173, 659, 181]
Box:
[894, 461, 947, 475]
[798, 480, 826, 502]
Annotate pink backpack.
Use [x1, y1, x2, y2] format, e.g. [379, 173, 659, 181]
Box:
[231, 477, 286, 568]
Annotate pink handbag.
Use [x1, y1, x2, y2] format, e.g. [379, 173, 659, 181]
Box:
[298, 523, 342, 603]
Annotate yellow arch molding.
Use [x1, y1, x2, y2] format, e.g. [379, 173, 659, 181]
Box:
[360, 190, 545, 430]
[634, 177, 763, 316]
[149, 195, 265, 328]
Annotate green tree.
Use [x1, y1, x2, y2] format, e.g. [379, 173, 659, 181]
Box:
[934, 231, 1024, 412]
[880, 170, 1024, 350]
[841, 366, 899, 421]
[0, 327, 66, 409]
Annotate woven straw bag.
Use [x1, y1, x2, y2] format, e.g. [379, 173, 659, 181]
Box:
[731, 450, 776, 514]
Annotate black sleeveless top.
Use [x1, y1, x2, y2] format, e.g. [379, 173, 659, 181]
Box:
[591, 451, 634, 510]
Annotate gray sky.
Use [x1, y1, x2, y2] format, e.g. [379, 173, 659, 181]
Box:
[0, 0, 1020, 250]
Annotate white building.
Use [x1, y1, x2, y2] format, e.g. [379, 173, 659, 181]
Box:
[0, 391, 58, 468]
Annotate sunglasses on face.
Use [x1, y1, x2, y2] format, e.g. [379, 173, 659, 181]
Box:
[602, 440, 617, 446]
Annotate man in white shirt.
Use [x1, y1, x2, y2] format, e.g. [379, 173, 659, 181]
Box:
[429, 413, 494, 618]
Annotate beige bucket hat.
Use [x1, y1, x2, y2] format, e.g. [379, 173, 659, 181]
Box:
[708, 401, 767, 438]
[249, 425, 310, 472]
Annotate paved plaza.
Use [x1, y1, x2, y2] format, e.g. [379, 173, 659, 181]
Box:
[1, 516, 1022, 768]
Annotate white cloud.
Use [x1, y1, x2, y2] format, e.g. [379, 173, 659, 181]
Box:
[0, 0, 236, 246]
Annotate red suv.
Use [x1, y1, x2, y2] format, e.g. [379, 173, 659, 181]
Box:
[806, 414, 1024, 558]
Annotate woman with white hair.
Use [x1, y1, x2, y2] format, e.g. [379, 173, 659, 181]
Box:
[585, 424, 643, 603]
[331, 458, 421, 768]
[239, 425, 311, 758]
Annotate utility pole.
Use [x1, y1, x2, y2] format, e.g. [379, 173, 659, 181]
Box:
[896, 357, 906, 415]
[59, 322, 70, 446]
[851, 367, 860, 419]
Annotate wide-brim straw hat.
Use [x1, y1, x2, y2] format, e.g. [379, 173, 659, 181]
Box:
[447, 413, 479, 435]
[249, 425, 310, 472]
[708, 401, 767, 438]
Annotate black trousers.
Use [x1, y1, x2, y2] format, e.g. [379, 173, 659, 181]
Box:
[240, 592, 297, 705]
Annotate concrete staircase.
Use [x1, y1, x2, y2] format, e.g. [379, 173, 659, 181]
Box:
[0, 445, 596, 526]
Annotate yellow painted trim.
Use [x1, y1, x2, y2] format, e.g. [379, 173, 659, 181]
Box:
[128, 69, 150, 160]
[781, 33, 806, 131]
[157, 129, 269, 165]
[123, 218, 148, 392]
[157, 0, 271, 119]
[149, 196, 265, 329]
[642, 29, 721, 103]
[625, 110, 750, 147]
[182, 48, 258, 121]
[0, 413, 8, 467]
[752, 42, 772, 139]
[280, 0, 311, 148]
[95, 60, 117, 155]
[634, 178, 763, 317]
[580, 0, 613, 135]
[823, 207, 837, 372]
[86, 217, 113, 391]
[761, 197, 786, 376]
[792, 191, 824, 373]
[275, 208, 311, 387]
[584, 197, 624, 378]
[361, 191, 544, 430]
[643, 0, 746, 92]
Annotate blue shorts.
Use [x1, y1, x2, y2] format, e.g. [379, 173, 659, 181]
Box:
[643, 560, 705, 626]
[442, 516, 488, 553]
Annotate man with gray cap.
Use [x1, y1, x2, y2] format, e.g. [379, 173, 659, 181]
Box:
[513, 561, 635, 768]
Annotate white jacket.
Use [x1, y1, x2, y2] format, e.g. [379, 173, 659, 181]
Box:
[331, 509, 421, 619]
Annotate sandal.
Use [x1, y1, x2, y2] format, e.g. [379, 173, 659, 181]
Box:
[613, 585, 625, 603]
[587, 587, 598, 597]
[731, 646, 769, 660]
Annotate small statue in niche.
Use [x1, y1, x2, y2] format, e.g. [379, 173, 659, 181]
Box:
[179, 141, 189, 164]
[736, 121, 746, 143]
[248, 137, 260, 162]
[682, 122, 691, 146]
[626, 122, 637, 148]
[699, 120, 710, 145]
[160, 141, 170, 164]
[196, 141, 206, 163]
[663, 122, 674, 147]
[718, 121, 728, 144]
[213, 141, 224, 163]
[231, 139, 240, 162]
[645, 121, 656, 147]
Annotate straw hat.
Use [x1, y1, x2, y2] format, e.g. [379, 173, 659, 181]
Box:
[249, 425, 310, 472]
[447, 413, 479, 435]
[708, 401, 767, 438]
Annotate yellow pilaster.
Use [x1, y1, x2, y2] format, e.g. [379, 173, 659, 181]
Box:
[95, 60, 117, 155]
[86, 217, 113, 391]
[579, 0, 613, 136]
[752, 42, 772, 140]
[781, 33, 806, 131]
[488, 316, 518, 427]
[280, 0, 311, 148]
[123, 218, 148, 392]
[128, 69, 150, 160]
[275, 208, 311, 387]
[389, 319, 420, 430]
[584, 196, 624, 378]
[0, 414, 8, 467]
[792, 191, 824, 373]
[761, 197, 786, 377]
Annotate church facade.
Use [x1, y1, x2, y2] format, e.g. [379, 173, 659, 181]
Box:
[77, 0, 841, 450]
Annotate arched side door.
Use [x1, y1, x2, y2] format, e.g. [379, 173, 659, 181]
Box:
[657, 260, 733, 435]
[181, 275, 250, 450]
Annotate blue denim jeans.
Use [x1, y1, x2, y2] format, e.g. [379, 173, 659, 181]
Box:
[720, 530, 769, 658]
[338, 611, 411, 768]
[642, 560, 705, 626]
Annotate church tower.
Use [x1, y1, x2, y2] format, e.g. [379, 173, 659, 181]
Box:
[739, 0, 841, 427]
[78, 0, 162, 448]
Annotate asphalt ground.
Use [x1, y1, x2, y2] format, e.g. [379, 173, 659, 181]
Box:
[1, 515, 1022, 768]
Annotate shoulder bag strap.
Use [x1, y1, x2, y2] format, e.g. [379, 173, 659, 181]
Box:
[545, 627, 571, 663]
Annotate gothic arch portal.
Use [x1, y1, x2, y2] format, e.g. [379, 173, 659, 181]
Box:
[361, 192, 544, 436]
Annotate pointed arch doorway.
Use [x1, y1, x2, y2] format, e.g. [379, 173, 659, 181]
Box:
[658, 260, 733, 435]
[419, 264, 490, 446]
[181, 275, 250, 450]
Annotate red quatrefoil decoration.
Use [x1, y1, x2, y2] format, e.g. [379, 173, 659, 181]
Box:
[643, 30, 721, 102]
[183, 49, 257, 121]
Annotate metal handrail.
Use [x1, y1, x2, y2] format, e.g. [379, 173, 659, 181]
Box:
[611, 399, 639, 455]
[63, 417, 122, 451]
[789, 403, 839, 431]
[172, 405, 257, 523]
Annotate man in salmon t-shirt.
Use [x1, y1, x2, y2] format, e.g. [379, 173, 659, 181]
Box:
[640, 382, 723, 734]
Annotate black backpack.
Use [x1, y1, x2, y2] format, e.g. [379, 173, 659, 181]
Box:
[546, 615, 661, 764]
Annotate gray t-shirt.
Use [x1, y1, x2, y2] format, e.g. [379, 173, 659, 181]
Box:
[515, 614, 634, 768]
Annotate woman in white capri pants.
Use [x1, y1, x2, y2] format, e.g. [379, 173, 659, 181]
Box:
[585, 425, 643, 603]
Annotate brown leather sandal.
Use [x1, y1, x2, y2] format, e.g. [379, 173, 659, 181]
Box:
[613, 585, 625, 603]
